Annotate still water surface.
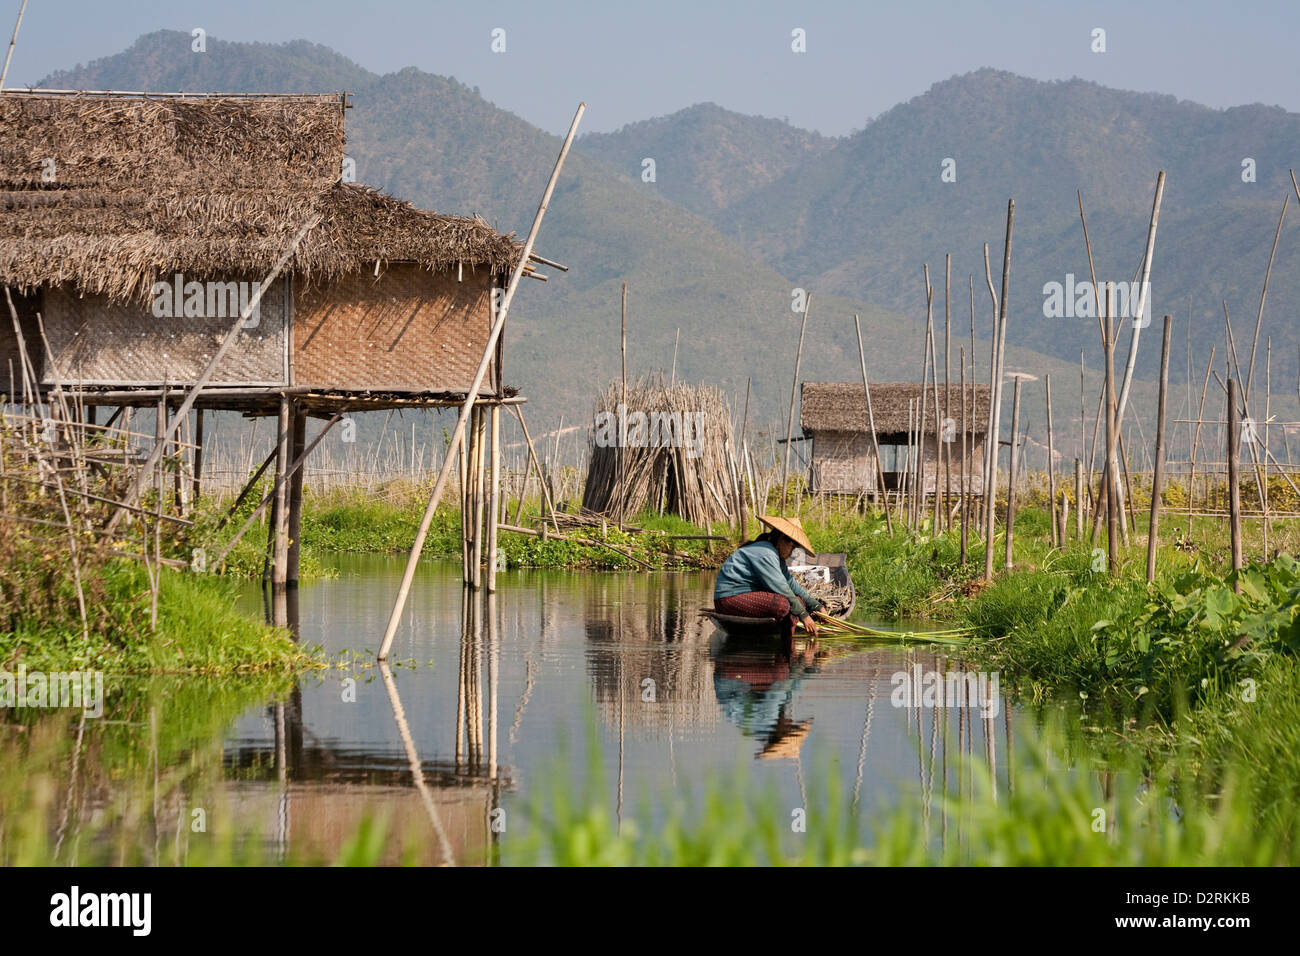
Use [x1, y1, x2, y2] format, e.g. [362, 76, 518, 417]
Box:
[216, 553, 1021, 863]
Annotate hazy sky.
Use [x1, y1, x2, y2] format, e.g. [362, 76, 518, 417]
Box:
[4, 0, 1298, 135]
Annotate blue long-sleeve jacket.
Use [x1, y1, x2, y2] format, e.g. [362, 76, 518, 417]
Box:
[713, 540, 822, 617]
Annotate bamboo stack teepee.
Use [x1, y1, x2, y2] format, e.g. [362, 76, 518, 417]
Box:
[581, 375, 738, 525]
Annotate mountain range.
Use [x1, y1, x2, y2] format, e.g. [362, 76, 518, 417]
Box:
[34, 30, 1300, 462]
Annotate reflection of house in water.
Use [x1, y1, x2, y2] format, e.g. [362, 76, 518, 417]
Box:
[582, 574, 720, 729]
[222, 739, 506, 866]
[218, 591, 511, 866]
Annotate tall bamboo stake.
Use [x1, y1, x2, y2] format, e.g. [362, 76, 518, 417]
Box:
[943, 254, 952, 530]
[1046, 374, 1057, 548]
[1244, 194, 1288, 406]
[782, 294, 811, 514]
[926, 280, 943, 529]
[1004, 376, 1023, 569]
[619, 280, 628, 526]
[1104, 284, 1119, 576]
[1187, 346, 1215, 524]
[1074, 458, 1084, 539]
[854, 314, 892, 534]
[1147, 315, 1173, 583]
[378, 102, 585, 660]
[984, 200, 1014, 581]
[488, 403, 500, 592]
[960, 346, 968, 561]
[1228, 377, 1243, 590]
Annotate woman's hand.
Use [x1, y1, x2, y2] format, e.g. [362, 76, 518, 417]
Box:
[801, 614, 819, 637]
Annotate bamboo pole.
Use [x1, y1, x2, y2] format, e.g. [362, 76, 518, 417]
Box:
[1074, 458, 1084, 539]
[1113, 171, 1166, 433]
[512, 405, 559, 531]
[1264, 337, 1272, 553]
[943, 253, 952, 530]
[1228, 377, 1243, 590]
[286, 404, 306, 586]
[619, 280, 628, 527]
[1186, 346, 1214, 524]
[920, 266, 933, 527]
[1005, 376, 1022, 569]
[984, 199, 1014, 581]
[782, 294, 811, 515]
[0, 0, 28, 91]
[1147, 315, 1173, 583]
[1046, 374, 1057, 548]
[960, 347, 968, 561]
[474, 405, 486, 589]
[854, 314, 892, 534]
[378, 102, 585, 660]
[1244, 194, 1288, 405]
[270, 398, 291, 589]
[1105, 285, 1119, 576]
[459, 420, 470, 581]
[671, 327, 680, 387]
[488, 404, 500, 592]
[928, 271, 944, 531]
[191, 409, 205, 504]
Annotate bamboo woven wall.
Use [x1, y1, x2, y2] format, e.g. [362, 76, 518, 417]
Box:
[0, 289, 43, 392]
[293, 263, 500, 394]
[39, 276, 288, 386]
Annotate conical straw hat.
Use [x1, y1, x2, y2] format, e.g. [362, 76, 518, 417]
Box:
[756, 515, 815, 556]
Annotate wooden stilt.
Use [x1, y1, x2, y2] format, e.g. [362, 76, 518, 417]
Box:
[191, 408, 205, 505]
[459, 419, 470, 585]
[271, 397, 291, 590]
[488, 404, 500, 592]
[287, 403, 306, 587]
[474, 403, 487, 590]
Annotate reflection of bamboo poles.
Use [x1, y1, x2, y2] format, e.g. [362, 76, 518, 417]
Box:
[379, 662, 455, 867]
[850, 662, 878, 812]
[488, 592, 498, 782]
[275, 701, 289, 862]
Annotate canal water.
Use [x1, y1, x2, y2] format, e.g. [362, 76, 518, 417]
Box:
[4, 555, 1025, 865]
[221, 554, 1018, 863]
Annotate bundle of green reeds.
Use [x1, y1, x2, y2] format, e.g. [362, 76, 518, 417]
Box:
[581, 375, 740, 526]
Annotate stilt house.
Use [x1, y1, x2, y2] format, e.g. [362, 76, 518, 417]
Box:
[799, 381, 991, 494]
[0, 89, 551, 588]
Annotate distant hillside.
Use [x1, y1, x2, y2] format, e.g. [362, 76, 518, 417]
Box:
[31, 31, 929, 435]
[712, 70, 1300, 388]
[576, 102, 836, 213]
[34, 34, 1249, 458]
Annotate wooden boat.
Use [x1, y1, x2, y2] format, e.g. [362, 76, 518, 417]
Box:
[701, 552, 855, 637]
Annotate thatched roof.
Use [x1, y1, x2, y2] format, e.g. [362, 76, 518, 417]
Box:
[801, 381, 991, 435]
[0, 91, 522, 303]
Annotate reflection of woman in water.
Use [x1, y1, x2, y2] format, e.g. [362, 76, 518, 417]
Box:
[713, 515, 824, 639]
[712, 631, 819, 759]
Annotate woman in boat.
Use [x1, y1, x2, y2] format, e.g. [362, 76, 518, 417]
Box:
[713, 515, 824, 638]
